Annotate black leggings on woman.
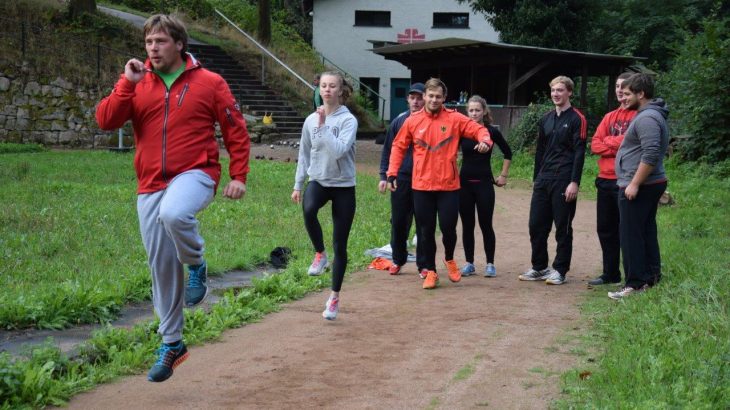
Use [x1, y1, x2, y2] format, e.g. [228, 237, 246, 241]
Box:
[459, 179, 496, 264]
[303, 181, 356, 292]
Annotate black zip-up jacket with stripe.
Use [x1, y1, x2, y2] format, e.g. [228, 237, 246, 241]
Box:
[533, 106, 587, 185]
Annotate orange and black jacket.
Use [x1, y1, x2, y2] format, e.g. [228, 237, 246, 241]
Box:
[387, 107, 492, 191]
[534, 106, 587, 185]
[96, 54, 250, 194]
[591, 107, 636, 179]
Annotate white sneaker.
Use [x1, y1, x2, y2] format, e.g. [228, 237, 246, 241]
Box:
[322, 296, 339, 320]
[545, 270, 566, 285]
[518, 267, 552, 281]
[608, 284, 648, 300]
[308, 252, 328, 276]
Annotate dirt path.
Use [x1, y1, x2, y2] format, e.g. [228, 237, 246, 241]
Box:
[68, 142, 601, 409]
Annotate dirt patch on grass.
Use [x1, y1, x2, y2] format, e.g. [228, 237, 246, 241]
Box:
[69, 140, 601, 409]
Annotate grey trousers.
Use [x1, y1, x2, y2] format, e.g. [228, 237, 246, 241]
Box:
[137, 170, 215, 343]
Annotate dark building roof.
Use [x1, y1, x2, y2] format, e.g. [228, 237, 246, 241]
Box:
[372, 38, 646, 107]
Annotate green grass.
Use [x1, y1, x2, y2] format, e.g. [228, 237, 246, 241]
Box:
[556, 158, 730, 409]
[3, 150, 727, 407]
[0, 150, 391, 407]
[0, 151, 390, 331]
[0, 143, 46, 154]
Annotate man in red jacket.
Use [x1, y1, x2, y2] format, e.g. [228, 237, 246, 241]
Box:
[387, 78, 492, 290]
[96, 15, 250, 382]
[588, 72, 637, 287]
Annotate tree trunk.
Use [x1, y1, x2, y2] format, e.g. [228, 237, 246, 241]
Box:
[68, 0, 97, 19]
[258, 0, 271, 46]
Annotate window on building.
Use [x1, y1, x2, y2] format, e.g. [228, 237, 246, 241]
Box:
[433, 12, 469, 29]
[355, 10, 391, 27]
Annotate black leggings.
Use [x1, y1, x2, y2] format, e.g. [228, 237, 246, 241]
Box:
[303, 181, 356, 292]
[459, 179, 496, 264]
[412, 190, 459, 271]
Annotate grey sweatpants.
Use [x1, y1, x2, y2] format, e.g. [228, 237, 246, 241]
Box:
[137, 170, 215, 343]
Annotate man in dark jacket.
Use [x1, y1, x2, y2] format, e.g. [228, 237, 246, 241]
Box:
[519, 75, 587, 285]
[608, 73, 669, 299]
[378, 83, 425, 276]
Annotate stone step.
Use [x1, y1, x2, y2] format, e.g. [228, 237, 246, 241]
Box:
[187, 44, 305, 142]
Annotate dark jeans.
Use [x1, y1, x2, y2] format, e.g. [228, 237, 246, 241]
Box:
[595, 177, 621, 281]
[390, 178, 425, 269]
[459, 178, 496, 264]
[619, 182, 666, 288]
[529, 178, 577, 275]
[412, 190, 459, 272]
[303, 181, 356, 292]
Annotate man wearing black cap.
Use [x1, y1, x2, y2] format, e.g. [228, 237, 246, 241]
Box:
[378, 82, 426, 276]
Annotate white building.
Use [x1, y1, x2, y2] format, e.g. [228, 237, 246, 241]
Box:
[311, 0, 499, 120]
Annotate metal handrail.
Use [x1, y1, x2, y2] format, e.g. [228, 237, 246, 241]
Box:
[318, 53, 386, 122]
[214, 9, 314, 92]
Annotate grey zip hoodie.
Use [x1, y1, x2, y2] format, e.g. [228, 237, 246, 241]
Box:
[615, 98, 670, 187]
[294, 105, 358, 190]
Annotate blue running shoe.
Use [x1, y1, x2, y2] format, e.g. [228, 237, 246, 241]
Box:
[485, 263, 497, 277]
[185, 261, 208, 307]
[147, 341, 189, 382]
[460, 262, 476, 277]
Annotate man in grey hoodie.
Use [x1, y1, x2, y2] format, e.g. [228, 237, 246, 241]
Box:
[609, 73, 669, 300]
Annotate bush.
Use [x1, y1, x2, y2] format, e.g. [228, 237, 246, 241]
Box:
[506, 99, 553, 152]
[662, 18, 730, 162]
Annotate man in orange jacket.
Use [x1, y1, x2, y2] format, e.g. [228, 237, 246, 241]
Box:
[588, 72, 637, 287]
[387, 78, 492, 289]
[96, 15, 250, 382]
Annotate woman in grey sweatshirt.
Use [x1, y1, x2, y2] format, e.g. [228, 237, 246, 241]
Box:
[291, 71, 358, 320]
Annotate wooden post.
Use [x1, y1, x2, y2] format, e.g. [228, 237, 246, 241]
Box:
[507, 58, 516, 106]
[580, 65, 588, 109]
[606, 74, 616, 111]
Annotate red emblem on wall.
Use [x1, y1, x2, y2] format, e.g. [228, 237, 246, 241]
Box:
[397, 28, 426, 44]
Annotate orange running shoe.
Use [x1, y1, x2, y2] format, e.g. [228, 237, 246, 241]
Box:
[445, 259, 461, 282]
[422, 270, 439, 289]
[388, 264, 401, 275]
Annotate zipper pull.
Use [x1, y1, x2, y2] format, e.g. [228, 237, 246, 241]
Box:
[177, 83, 189, 107]
[225, 107, 235, 126]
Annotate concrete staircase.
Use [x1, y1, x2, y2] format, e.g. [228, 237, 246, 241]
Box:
[188, 44, 306, 140]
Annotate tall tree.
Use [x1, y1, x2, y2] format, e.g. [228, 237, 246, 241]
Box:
[459, 0, 600, 50]
[258, 0, 271, 46]
[68, 0, 96, 19]
[586, 0, 725, 70]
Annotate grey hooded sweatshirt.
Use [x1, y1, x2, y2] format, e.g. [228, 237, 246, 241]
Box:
[615, 98, 670, 188]
[294, 105, 358, 190]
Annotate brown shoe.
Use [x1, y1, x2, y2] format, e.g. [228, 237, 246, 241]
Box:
[445, 259, 461, 282]
[422, 270, 439, 289]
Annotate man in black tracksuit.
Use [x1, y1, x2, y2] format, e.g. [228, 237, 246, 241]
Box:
[379, 83, 426, 276]
[519, 76, 587, 285]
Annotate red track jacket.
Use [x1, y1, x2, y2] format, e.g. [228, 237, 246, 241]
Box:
[387, 107, 491, 191]
[96, 54, 250, 194]
[591, 107, 636, 179]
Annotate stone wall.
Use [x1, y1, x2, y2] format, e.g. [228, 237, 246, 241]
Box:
[0, 70, 127, 148]
[0, 68, 279, 149]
